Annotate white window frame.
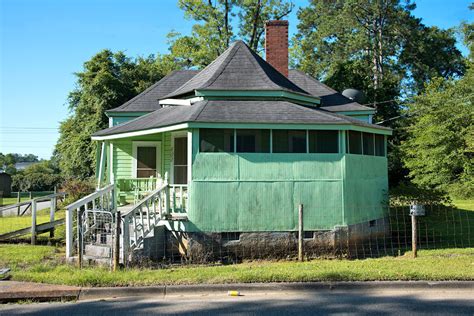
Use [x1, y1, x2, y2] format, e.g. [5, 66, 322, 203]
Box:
[171, 131, 188, 184]
[132, 141, 162, 178]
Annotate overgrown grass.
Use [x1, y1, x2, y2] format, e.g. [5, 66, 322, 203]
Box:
[0, 208, 65, 235]
[0, 245, 472, 287]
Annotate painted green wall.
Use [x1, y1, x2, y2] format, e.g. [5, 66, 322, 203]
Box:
[343, 154, 388, 225]
[187, 153, 345, 232]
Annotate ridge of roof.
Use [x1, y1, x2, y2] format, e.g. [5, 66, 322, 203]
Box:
[163, 41, 308, 99]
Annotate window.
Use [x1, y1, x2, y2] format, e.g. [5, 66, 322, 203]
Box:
[375, 134, 385, 156]
[236, 129, 270, 153]
[347, 131, 362, 154]
[272, 130, 307, 153]
[200, 129, 234, 152]
[173, 137, 187, 184]
[309, 130, 339, 153]
[136, 147, 157, 178]
[362, 132, 375, 156]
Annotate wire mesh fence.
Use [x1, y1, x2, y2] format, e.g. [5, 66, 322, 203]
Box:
[0, 199, 472, 267]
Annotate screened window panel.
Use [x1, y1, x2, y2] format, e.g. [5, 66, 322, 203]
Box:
[174, 137, 187, 165]
[362, 133, 375, 155]
[375, 134, 385, 156]
[272, 130, 307, 153]
[200, 129, 234, 152]
[236, 129, 270, 153]
[347, 131, 362, 154]
[136, 147, 156, 177]
[309, 130, 339, 153]
[173, 166, 187, 184]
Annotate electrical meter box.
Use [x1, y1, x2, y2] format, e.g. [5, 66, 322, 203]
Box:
[409, 203, 425, 216]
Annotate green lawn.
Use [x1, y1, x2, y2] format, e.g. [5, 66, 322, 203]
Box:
[0, 245, 472, 287]
[453, 199, 474, 211]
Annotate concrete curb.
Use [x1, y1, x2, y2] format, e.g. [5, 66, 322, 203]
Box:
[79, 281, 474, 300]
[2, 281, 473, 303]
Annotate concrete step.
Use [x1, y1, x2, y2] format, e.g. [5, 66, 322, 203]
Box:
[84, 244, 112, 258]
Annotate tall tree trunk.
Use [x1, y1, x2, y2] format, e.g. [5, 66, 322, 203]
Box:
[249, 0, 262, 51]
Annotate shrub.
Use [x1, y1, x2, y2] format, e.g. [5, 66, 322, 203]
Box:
[61, 178, 95, 205]
[389, 183, 452, 207]
[11, 161, 61, 191]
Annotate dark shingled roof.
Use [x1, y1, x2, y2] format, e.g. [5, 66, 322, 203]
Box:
[93, 100, 390, 137]
[107, 70, 199, 113]
[288, 70, 374, 112]
[163, 41, 308, 99]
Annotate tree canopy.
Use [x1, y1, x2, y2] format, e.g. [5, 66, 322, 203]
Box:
[54, 51, 178, 179]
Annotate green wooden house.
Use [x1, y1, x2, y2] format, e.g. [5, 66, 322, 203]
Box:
[69, 21, 391, 262]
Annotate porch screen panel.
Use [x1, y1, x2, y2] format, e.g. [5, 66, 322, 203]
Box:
[236, 129, 270, 153]
[375, 134, 385, 156]
[362, 133, 375, 155]
[347, 131, 362, 154]
[200, 129, 234, 152]
[174, 137, 188, 184]
[272, 130, 307, 153]
[137, 147, 156, 177]
[308, 130, 339, 153]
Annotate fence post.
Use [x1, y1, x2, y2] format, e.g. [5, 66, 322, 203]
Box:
[31, 199, 37, 245]
[17, 192, 20, 216]
[122, 216, 130, 268]
[113, 211, 121, 271]
[49, 195, 56, 238]
[298, 204, 304, 262]
[29, 191, 32, 200]
[411, 213, 417, 258]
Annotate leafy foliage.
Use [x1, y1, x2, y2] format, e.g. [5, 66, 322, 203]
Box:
[401, 63, 473, 197]
[54, 51, 178, 179]
[61, 178, 95, 205]
[168, 0, 294, 68]
[11, 161, 61, 192]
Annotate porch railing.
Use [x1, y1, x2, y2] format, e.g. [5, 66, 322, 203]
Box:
[121, 184, 168, 263]
[116, 177, 164, 205]
[169, 184, 188, 214]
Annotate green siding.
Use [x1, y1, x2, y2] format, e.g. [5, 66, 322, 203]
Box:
[343, 154, 388, 225]
[188, 153, 345, 232]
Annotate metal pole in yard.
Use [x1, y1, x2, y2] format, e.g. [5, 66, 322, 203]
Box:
[17, 192, 20, 216]
[411, 214, 417, 258]
[31, 199, 37, 245]
[113, 211, 121, 271]
[298, 204, 304, 262]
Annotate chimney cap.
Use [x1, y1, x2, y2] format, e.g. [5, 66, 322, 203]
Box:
[265, 20, 289, 26]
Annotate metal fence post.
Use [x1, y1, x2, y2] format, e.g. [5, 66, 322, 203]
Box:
[31, 199, 37, 245]
[122, 216, 130, 268]
[113, 211, 121, 271]
[77, 208, 83, 268]
[298, 204, 304, 262]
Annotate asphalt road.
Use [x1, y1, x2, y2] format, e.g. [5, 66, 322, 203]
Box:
[0, 200, 51, 217]
[1, 288, 473, 315]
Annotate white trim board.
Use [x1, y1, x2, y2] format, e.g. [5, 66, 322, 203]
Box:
[91, 124, 189, 141]
[131, 141, 162, 178]
[170, 131, 188, 185]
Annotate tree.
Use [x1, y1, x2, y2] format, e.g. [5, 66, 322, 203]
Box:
[401, 69, 473, 197]
[168, 0, 294, 68]
[12, 161, 61, 192]
[293, 0, 465, 124]
[55, 50, 178, 179]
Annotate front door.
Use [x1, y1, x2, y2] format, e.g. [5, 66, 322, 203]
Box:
[173, 136, 188, 184]
[133, 142, 161, 178]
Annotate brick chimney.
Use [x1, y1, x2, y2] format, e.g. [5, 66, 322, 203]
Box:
[265, 20, 289, 77]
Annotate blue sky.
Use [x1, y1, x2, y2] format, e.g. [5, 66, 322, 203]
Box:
[0, 0, 472, 159]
